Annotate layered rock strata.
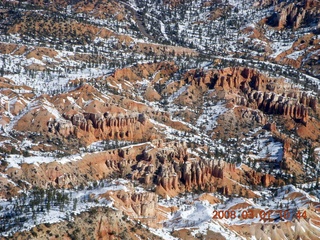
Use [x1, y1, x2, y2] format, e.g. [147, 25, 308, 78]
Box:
[181, 67, 318, 125]
[48, 112, 148, 140]
[104, 140, 274, 196]
[266, 0, 320, 29]
[105, 190, 158, 218]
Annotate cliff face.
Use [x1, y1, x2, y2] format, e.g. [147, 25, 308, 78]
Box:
[48, 112, 149, 141]
[237, 91, 310, 125]
[182, 67, 270, 92]
[180, 67, 318, 125]
[6, 83, 156, 144]
[267, 3, 305, 29]
[265, 0, 320, 29]
[106, 61, 178, 83]
[151, 159, 226, 193]
[2, 139, 273, 199]
[104, 190, 158, 218]
[111, 140, 274, 197]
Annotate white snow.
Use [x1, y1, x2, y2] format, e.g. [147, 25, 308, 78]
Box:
[270, 41, 294, 58]
[0, 179, 130, 236]
[196, 101, 228, 132]
[286, 50, 305, 60]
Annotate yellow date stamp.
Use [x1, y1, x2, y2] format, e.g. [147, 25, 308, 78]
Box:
[212, 209, 307, 221]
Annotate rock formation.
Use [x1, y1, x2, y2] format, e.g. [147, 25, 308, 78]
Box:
[47, 119, 74, 137]
[48, 109, 150, 141]
[180, 67, 318, 125]
[237, 91, 310, 125]
[105, 190, 158, 218]
[266, 0, 320, 29]
[101, 140, 274, 196]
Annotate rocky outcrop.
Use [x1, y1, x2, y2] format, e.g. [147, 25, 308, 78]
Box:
[47, 119, 74, 137]
[245, 170, 273, 187]
[48, 112, 149, 140]
[182, 67, 270, 92]
[108, 140, 275, 196]
[236, 91, 311, 125]
[101, 141, 237, 194]
[266, 0, 320, 29]
[182, 67, 318, 125]
[105, 61, 178, 90]
[152, 159, 229, 193]
[179, 160, 228, 190]
[240, 108, 266, 124]
[267, 4, 305, 29]
[107, 190, 158, 218]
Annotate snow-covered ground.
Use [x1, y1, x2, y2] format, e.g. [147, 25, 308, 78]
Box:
[0, 179, 129, 237]
[155, 185, 319, 239]
[270, 41, 294, 58]
[245, 135, 283, 162]
[196, 101, 228, 132]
